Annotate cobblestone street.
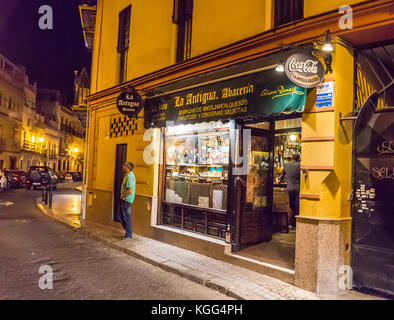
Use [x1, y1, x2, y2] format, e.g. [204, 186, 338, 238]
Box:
[0, 184, 231, 300]
[34, 184, 379, 300]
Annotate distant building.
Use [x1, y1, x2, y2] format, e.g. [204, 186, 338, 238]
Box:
[72, 68, 90, 127]
[37, 88, 85, 172]
[0, 53, 85, 172]
[0, 54, 29, 169]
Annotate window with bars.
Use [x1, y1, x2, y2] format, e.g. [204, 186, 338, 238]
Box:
[117, 5, 131, 84]
[274, 0, 304, 28]
[173, 0, 193, 62]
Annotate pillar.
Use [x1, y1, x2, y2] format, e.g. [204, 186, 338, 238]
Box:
[295, 41, 354, 294]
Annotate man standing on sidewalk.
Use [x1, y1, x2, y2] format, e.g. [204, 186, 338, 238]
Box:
[117, 162, 136, 240]
[280, 154, 300, 228]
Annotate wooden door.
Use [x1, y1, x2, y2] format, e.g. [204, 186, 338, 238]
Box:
[113, 144, 128, 221]
[233, 126, 274, 248]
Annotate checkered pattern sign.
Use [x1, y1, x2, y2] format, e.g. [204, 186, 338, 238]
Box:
[109, 115, 138, 138]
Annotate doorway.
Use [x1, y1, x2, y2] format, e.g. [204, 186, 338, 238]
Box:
[113, 144, 127, 222]
[231, 117, 301, 270]
[10, 157, 16, 170]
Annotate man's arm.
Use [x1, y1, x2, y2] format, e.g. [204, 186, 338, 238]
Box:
[121, 187, 132, 200]
[121, 174, 134, 199]
[280, 168, 286, 183]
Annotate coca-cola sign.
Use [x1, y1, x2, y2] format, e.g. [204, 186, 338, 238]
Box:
[285, 52, 325, 88]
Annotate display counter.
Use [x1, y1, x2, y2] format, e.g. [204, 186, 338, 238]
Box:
[161, 123, 230, 239]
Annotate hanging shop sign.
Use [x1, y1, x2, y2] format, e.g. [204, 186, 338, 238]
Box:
[285, 52, 325, 89]
[146, 69, 307, 127]
[116, 87, 144, 117]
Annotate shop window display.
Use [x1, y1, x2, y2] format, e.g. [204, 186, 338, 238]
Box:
[164, 123, 230, 211]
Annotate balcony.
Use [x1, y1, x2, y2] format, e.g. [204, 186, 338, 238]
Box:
[22, 141, 46, 155]
[0, 138, 6, 150]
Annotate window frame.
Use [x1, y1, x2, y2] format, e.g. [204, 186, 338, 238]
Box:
[117, 5, 131, 84]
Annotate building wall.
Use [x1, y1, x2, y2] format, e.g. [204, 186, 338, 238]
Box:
[86, 0, 391, 293]
[295, 43, 354, 293]
[91, 0, 175, 93]
[304, 0, 369, 18]
[92, 0, 373, 95]
[191, 0, 272, 57]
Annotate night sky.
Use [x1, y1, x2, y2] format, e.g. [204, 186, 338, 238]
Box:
[0, 0, 91, 105]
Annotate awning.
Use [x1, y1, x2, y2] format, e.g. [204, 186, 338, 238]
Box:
[145, 67, 307, 128]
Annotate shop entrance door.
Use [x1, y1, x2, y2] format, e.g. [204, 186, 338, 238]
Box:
[233, 125, 274, 249]
[113, 144, 127, 222]
[351, 93, 394, 296]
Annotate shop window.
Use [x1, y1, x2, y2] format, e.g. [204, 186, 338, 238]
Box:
[274, 0, 304, 28]
[246, 135, 270, 211]
[164, 122, 230, 211]
[117, 5, 131, 84]
[173, 0, 193, 62]
[273, 132, 301, 184]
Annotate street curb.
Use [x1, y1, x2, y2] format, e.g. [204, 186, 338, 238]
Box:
[74, 227, 246, 299]
[35, 198, 80, 233]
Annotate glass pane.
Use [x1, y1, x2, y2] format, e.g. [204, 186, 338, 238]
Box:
[164, 126, 229, 211]
[246, 135, 270, 211]
[273, 132, 301, 184]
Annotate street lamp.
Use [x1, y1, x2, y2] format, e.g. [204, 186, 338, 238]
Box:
[38, 137, 44, 143]
[74, 148, 79, 153]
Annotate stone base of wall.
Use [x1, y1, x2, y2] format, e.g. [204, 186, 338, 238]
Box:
[295, 216, 352, 294]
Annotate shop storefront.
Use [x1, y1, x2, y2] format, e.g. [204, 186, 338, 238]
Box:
[84, 0, 394, 296]
[144, 51, 322, 269]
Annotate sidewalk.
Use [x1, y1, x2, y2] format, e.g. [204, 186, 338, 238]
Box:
[36, 194, 381, 300]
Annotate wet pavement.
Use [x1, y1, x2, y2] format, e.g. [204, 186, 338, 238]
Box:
[0, 183, 232, 300]
[33, 185, 381, 300]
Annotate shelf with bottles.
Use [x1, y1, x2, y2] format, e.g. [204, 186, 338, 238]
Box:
[166, 164, 228, 181]
[165, 129, 230, 167]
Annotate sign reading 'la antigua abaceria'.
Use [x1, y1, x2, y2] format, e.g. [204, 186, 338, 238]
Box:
[116, 87, 144, 117]
[285, 52, 325, 89]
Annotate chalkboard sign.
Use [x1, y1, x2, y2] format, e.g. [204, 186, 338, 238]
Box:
[117, 88, 144, 117]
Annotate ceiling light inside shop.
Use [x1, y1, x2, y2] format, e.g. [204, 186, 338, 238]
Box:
[289, 134, 297, 142]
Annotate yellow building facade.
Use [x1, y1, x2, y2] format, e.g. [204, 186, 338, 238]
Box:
[83, 0, 394, 295]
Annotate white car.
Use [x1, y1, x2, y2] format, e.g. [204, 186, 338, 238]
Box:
[0, 169, 9, 192]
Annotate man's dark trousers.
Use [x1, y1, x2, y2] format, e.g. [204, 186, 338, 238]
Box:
[118, 200, 132, 238]
[288, 189, 299, 227]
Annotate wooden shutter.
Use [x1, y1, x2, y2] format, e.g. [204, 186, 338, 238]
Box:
[173, 0, 193, 24]
[117, 5, 131, 52]
[274, 0, 303, 27]
[174, 0, 193, 62]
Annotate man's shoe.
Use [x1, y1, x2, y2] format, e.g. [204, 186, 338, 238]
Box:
[121, 236, 133, 241]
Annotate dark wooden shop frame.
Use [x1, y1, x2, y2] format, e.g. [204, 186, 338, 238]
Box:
[157, 114, 302, 247]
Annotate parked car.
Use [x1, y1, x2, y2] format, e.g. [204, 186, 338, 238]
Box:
[69, 171, 83, 182]
[4, 171, 18, 189]
[5, 170, 26, 188]
[0, 169, 9, 192]
[64, 173, 73, 182]
[56, 171, 65, 183]
[26, 166, 58, 190]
